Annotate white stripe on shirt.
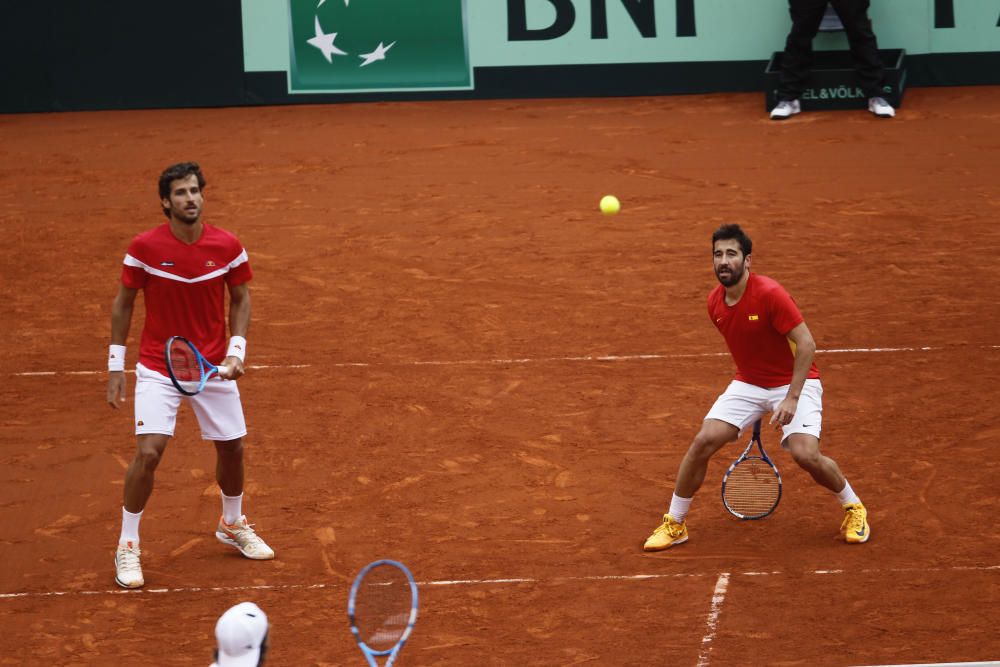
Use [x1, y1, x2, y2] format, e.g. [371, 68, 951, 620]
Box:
[123, 249, 248, 284]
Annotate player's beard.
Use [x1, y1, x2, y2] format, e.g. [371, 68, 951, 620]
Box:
[715, 260, 746, 287]
[174, 205, 201, 225]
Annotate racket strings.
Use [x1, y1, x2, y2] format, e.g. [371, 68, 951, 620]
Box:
[369, 612, 410, 646]
[723, 458, 780, 516]
[355, 569, 412, 651]
[167, 340, 201, 390]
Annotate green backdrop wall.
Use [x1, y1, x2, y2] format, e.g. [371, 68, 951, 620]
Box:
[2, 0, 998, 113]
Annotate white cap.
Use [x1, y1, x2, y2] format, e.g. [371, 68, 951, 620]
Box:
[215, 602, 268, 667]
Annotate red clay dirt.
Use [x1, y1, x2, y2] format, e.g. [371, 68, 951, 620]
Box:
[1, 87, 999, 665]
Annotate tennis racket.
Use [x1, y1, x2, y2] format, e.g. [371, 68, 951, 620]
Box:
[348, 559, 419, 667]
[721, 419, 782, 520]
[164, 336, 219, 396]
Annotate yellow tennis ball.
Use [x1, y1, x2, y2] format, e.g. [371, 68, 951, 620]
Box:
[600, 195, 620, 216]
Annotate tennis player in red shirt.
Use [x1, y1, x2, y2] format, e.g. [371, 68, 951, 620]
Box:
[644, 223, 869, 550]
[106, 162, 274, 588]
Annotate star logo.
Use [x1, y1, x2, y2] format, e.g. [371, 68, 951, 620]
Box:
[306, 2, 395, 69]
[307, 15, 348, 63]
[359, 41, 395, 67]
[288, 0, 472, 93]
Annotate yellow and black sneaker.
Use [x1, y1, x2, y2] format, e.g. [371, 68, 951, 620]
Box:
[643, 514, 689, 552]
[841, 503, 871, 544]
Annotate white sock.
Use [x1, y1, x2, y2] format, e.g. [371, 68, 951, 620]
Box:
[668, 493, 693, 523]
[836, 480, 861, 506]
[221, 492, 244, 525]
[120, 507, 143, 545]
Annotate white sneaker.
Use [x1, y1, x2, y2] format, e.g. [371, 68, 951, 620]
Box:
[216, 515, 275, 560]
[770, 99, 801, 120]
[115, 541, 144, 589]
[868, 97, 895, 118]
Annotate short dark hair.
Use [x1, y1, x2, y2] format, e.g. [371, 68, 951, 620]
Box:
[711, 223, 752, 257]
[158, 162, 206, 218]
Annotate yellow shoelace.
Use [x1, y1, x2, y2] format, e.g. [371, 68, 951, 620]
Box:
[656, 518, 683, 537]
[845, 507, 866, 533]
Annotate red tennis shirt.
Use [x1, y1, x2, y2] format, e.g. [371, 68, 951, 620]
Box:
[121, 223, 252, 375]
[707, 272, 820, 388]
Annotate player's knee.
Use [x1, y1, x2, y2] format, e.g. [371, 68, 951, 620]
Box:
[215, 438, 244, 456]
[689, 432, 724, 461]
[791, 445, 821, 470]
[133, 446, 163, 471]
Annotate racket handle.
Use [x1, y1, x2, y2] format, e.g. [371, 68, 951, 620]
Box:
[752, 419, 762, 439]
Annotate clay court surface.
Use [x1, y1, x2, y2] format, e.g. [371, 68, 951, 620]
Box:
[1, 86, 999, 665]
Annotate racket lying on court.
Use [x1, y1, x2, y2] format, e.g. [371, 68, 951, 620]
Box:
[164, 335, 219, 396]
[721, 419, 782, 520]
[348, 559, 419, 667]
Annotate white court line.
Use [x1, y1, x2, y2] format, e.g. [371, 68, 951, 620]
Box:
[1, 563, 994, 600]
[15, 364, 312, 377]
[10, 344, 980, 377]
[695, 572, 731, 667]
[854, 663, 1000, 667]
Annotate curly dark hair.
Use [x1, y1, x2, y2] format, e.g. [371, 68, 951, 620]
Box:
[158, 162, 206, 219]
[711, 223, 752, 256]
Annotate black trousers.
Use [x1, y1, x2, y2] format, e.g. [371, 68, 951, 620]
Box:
[777, 0, 886, 100]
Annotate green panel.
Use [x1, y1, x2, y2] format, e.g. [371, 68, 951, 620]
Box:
[470, 1, 792, 65]
[286, 0, 472, 93]
[239, 0, 1000, 81]
[242, 0, 290, 72]
[930, 0, 1000, 52]
[469, 0, 952, 65]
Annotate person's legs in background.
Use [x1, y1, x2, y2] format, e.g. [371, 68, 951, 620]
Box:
[776, 0, 831, 102]
[828, 0, 894, 116]
[772, 0, 830, 118]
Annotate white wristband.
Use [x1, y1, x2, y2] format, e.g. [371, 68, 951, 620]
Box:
[226, 336, 247, 362]
[108, 344, 127, 372]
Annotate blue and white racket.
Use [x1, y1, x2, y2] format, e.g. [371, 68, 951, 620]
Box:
[348, 559, 418, 667]
[164, 336, 219, 396]
[721, 419, 782, 520]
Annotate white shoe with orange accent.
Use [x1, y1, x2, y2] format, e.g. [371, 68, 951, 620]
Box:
[216, 515, 275, 559]
[115, 540, 144, 588]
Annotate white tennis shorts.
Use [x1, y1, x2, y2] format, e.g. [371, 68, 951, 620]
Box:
[134, 363, 247, 441]
[705, 378, 823, 446]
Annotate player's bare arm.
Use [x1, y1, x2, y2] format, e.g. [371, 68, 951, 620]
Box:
[107, 285, 138, 408]
[219, 282, 251, 380]
[770, 321, 817, 428]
